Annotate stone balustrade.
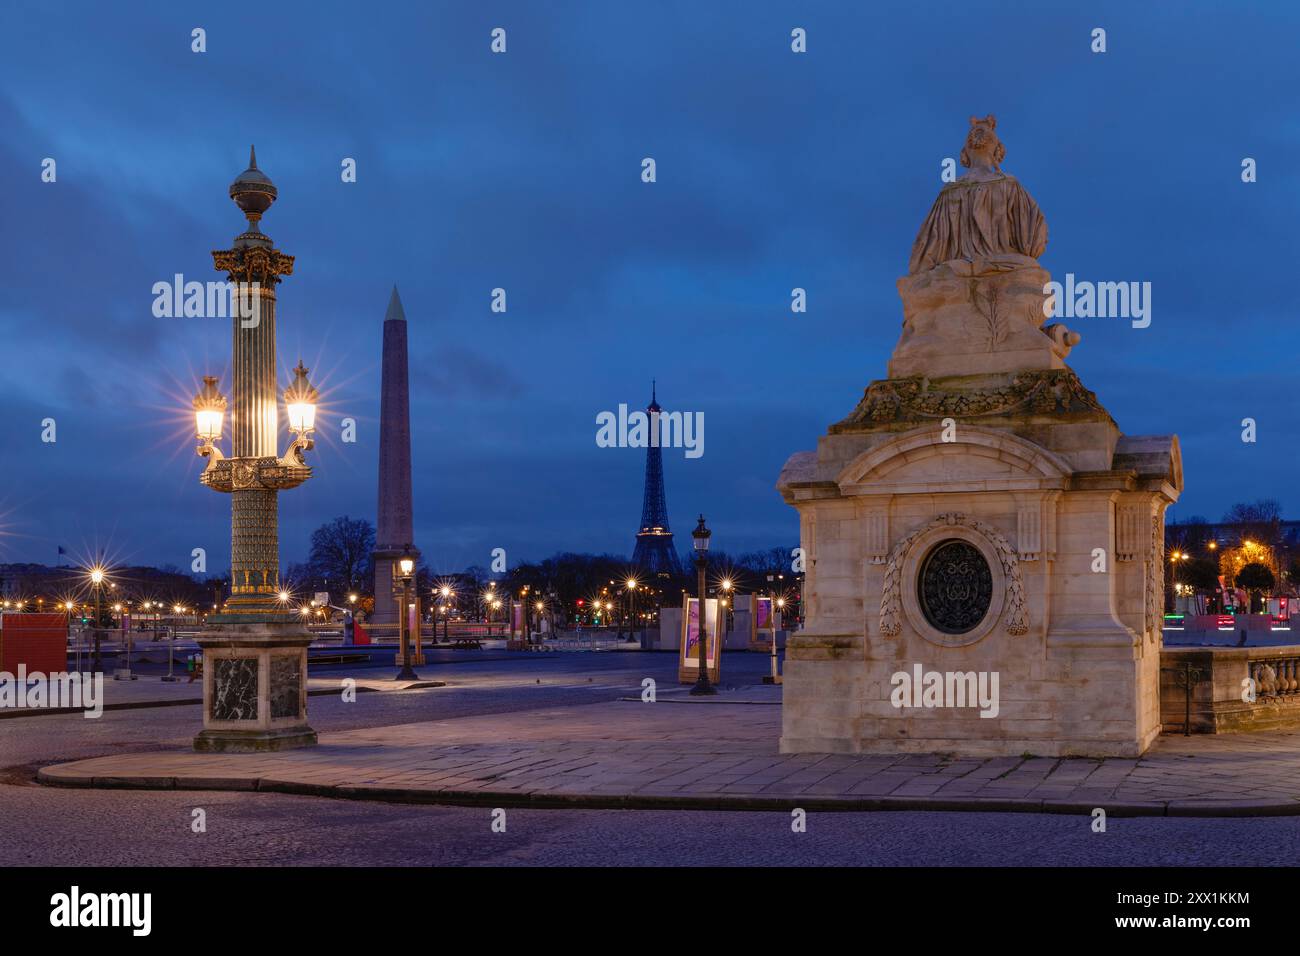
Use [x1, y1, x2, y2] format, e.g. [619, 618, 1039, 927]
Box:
[1160, 645, 1300, 734]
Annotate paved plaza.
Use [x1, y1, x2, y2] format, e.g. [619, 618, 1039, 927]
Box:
[6, 652, 1300, 866]
[33, 653, 1300, 816]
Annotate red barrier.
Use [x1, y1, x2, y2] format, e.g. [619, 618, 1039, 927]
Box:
[0, 613, 68, 673]
[353, 620, 371, 645]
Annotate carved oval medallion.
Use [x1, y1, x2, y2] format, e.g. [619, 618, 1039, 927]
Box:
[917, 539, 993, 634]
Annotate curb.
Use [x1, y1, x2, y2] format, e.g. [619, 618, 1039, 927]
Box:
[33, 767, 1300, 817]
[0, 681, 452, 721]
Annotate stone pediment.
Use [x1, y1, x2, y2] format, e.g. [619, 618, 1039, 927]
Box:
[836, 426, 1072, 496]
[1113, 434, 1183, 494]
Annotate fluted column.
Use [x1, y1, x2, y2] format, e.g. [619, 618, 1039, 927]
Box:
[212, 245, 294, 611]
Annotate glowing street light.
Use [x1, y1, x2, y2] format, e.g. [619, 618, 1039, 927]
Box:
[690, 515, 716, 696]
[396, 545, 420, 680]
[437, 585, 454, 642]
[193, 375, 227, 450]
[86, 564, 108, 673]
[186, 148, 322, 752]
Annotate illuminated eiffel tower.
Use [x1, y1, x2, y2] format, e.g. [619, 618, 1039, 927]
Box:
[631, 382, 683, 577]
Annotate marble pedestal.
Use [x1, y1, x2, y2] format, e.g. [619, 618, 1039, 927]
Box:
[777, 370, 1182, 758]
[193, 621, 317, 752]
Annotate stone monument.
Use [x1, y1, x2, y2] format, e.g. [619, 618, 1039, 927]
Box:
[777, 116, 1182, 757]
[372, 285, 419, 652]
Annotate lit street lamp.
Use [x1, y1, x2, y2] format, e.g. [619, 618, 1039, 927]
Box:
[625, 577, 638, 643]
[188, 147, 319, 752]
[88, 565, 105, 674]
[114, 594, 137, 681]
[690, 515, 716, 696]
[764, 597, 786, 685]
[439, 585, 453, 643]
[396, 546, 419, 680]
[720, 577, 734, 634]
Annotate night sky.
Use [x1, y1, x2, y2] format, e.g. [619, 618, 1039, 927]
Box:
[2, 1, 1297, 575]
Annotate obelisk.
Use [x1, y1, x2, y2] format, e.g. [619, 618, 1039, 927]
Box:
[372, 286, 418, 634]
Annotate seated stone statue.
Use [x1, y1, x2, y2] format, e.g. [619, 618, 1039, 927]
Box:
[908, 115, 1048, 276]
[889, 116, 1076, 379]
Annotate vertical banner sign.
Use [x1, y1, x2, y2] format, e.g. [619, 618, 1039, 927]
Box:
[407, 597, 421, 657]
[508, 601, 526, 649]
[678, 596, 722, 684]
[750, 595, 774, 650]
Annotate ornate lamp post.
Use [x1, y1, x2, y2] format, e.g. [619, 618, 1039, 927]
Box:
[189, 147, 319, 752]
[690, 515, 716, 696]
[396, 547, 419, 680]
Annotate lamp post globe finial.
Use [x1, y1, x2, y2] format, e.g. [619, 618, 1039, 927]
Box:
[229, 144, 278, 233]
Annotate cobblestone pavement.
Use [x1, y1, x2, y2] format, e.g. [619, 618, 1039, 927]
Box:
[34, 657, 1300, 814]
[7, 652, 1300, 864]
[5, 781, 1298, 866]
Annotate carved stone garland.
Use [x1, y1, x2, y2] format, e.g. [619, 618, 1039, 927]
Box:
[1145, 512, 1163, 642]
[880, 512, 1028, 638]
[831, 368, 1107, 431]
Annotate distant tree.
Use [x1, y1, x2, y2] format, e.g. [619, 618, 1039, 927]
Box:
[1223, 499, 1283, 547]
[1167, 516, 1213, 554]
[306, 516, 375, 597]
[1182, 558, 1221, 593]
[1236, 562, 1275, 612]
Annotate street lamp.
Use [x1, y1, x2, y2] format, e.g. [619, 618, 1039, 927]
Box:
[188, 148, 320, 752]
[396, 546, 419, 680]
[439, 584, 453, 643]
[625, 577, 639, 642]
[284, 360, 319, 461]
[764, 596, 787, 685]
[155, 603, 181, 683]
[1168, 549, 1192, 614]
[193, 376, 227, 460]
[113, 598, 136, 682]
[720, 576, 735, 634]
[88, 566, 106, 673]
[690, 515, 716, 696]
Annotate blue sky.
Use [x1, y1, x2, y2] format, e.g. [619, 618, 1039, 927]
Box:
[1, 1, 1298, 573]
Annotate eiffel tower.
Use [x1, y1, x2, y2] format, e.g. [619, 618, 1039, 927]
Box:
[631, 382, 683, 577]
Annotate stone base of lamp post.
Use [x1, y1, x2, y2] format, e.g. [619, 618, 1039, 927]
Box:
[193, 621, 317, 753]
